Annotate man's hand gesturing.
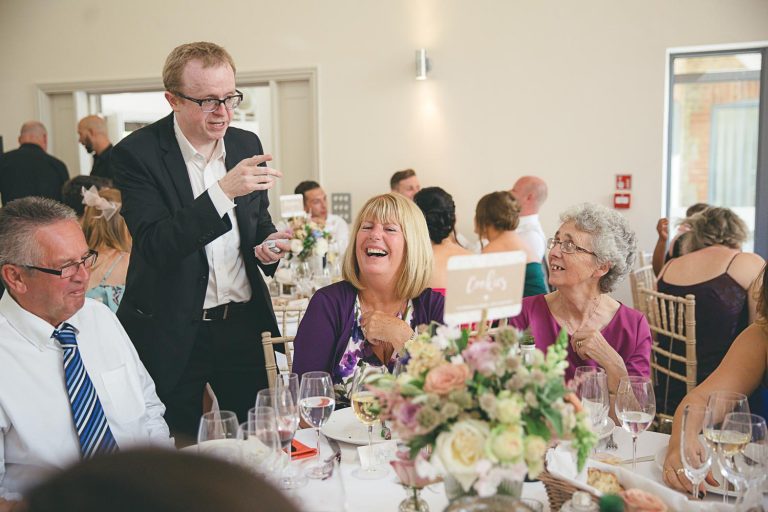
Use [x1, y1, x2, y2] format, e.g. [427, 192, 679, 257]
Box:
[219, 154, 283, 200]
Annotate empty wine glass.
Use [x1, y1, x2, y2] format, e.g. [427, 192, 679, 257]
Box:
[298, 371, 335, 479]
[718, 412, 767, 509]
[574, 367, 609, 432]
[197, 410, 242, 464]
[680, 404, 712, 500]
[615, 376, 655, 470]
[274, 374, 306, 489]
[703, 391, 749, 502]
[350, 364, 389, 479]
[239, 412, 281, 478]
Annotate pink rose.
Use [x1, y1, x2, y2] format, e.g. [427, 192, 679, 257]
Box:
[423, 363, 471, 395]
[462, 340, 500, 376]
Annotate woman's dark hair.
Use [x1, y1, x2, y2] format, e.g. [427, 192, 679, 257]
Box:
[475, 191, 521, 234]
[757, 263, 768, 326]
[413, 187, 457, 244]
[25, 449, 301, 512]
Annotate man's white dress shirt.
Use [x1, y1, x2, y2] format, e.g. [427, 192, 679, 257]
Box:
[516, 214, 547, 262]
[0, 294, 172, 498]
[324, 213, 349, 257]
[174, 116, 252, 309]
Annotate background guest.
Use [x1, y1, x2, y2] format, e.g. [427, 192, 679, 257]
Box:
[23, 449, 300, 512]
[389, 168, 421, 200]
[475, 191, 547, 297]
[292, 193, 444, 400]
[0, 121, 69, 205]
[509, 175, 549, 262]
[509, 203, 652, 400]
[652, 202, 709, 275]
[77, 115, 116, 181]
[413, 186, 471, 296]
[81, 187, 131, 313]
[294, 180, 349, 256]
[662, 264, 767, 495]
[655, 206, 764, 416]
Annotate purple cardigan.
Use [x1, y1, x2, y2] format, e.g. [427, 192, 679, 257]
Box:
[292, 281, 445, 379]
[508, 294, 652, 381]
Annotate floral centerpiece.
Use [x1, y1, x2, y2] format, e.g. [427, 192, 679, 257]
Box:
[368, 324, 597, 499]
[286, 216, 331, 262]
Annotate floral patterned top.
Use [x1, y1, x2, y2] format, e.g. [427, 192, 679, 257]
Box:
[332, 294, 413, 401]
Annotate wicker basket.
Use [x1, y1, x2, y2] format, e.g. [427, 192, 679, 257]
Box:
[538, 464, 599, 511]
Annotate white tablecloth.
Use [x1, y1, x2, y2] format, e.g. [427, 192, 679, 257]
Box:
[285, 424, 766, 512]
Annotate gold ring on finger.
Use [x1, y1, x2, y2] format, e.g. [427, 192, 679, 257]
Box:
[676, 468, 686, 475]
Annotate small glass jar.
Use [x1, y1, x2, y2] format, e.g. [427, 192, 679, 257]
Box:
[560, 491, 599, 512]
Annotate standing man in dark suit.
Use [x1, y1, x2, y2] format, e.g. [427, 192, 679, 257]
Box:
[77, 115, 115, 181]
[112, 42, 291, 443]
[0, 121, 69, 205]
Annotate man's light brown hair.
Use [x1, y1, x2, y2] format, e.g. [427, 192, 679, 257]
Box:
[390, 169, 416, 190]
[162, 42, 236, 93]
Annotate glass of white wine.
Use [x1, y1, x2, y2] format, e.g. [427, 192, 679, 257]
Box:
[718, 412, 766, 509]
[350, 364, 389, 480]
[703, 391, 749, 503]
[298, 371, 335, 479]
[615, 376, 655, 470]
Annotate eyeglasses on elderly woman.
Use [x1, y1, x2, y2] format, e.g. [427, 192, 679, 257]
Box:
[547, 237, 596, 256]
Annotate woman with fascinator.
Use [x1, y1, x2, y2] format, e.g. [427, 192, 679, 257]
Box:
[81, 186, 132, 313]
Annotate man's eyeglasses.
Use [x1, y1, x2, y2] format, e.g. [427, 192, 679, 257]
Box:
[24, 250, 98, 279]
[174, 90, 244, 113]
[547, 238, 597, 256]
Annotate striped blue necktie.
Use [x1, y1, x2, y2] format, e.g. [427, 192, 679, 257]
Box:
[52, 323, 119, 458]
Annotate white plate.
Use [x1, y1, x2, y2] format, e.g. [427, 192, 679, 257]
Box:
[321, 407, 394, 445]
[653, 446, 735, 497]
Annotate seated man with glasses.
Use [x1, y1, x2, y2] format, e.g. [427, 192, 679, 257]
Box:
[111, 41, 291, 444]
[508, 203, 652, 403]
[0, 197, 172, 503]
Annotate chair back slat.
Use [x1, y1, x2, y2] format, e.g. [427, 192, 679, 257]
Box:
[261, 331, 296, 389]
[638, 288, 696, 425]
[630, 265, 656, 313]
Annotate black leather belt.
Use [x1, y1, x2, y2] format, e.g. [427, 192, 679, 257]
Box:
[201, 302, 249, 321]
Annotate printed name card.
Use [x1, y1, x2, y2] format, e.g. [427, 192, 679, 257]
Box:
[444, 251, 526, 326]
[279, 194, 306, 219]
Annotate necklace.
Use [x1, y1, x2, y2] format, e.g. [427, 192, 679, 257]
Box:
[559, 292, 603, 336]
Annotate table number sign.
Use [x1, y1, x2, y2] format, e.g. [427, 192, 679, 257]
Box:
[279, 194, 306, 219]
[444, 251, 526, 326]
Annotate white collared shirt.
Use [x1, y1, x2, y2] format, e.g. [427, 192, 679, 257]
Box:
[0, 294, 172, 498]
[516, 214, 547, 261]
[173, 116, 252, 308]
[324, 213, 350, 256]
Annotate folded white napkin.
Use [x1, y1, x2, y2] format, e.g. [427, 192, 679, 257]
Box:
[545, 446, 732, 511]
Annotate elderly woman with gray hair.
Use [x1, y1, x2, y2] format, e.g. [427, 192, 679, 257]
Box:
[509, 203, 652, 395]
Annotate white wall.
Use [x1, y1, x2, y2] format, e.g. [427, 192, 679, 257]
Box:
[1, 0, 767, 302]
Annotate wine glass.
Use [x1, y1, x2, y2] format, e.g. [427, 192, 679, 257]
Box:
[274, 374, 306, 489]
[239, 407, 282, 477]
[703, 391, 749, 502]
[573, 367, 609, 433]
[298, 371, 335, 479]
[350, 364, 389, 479]
[680, 404, 712, 500]
[197, 410, 242, 464]
[615, 376, 655, 470]
[718, 412, 767, 509]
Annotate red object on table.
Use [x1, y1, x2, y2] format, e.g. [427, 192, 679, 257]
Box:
[290, 439, 318, 460]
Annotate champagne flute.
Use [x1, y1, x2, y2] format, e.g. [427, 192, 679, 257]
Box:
[350, 364, 389, 479]
[298, 371, 335, 479]
[574, 367, 609, 432]
[703, 391, 749, 502]
[718, 412, 766, 509]
[197, 410, 242, 464]
[615, 376, 655, 470]
[680, 404, 712, 500]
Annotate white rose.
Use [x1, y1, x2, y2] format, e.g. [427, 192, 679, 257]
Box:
[496, 395, 523, 424]
[524, 435, 548, 478]
[314, 237, 329, 256]
[434, 419, 489, 492]
[290, 239, 304, 255]
[485, 425, 524, 463]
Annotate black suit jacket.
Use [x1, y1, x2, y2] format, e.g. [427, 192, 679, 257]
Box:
[0, 143, 69, 204]
[112, 113, 279, 394]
